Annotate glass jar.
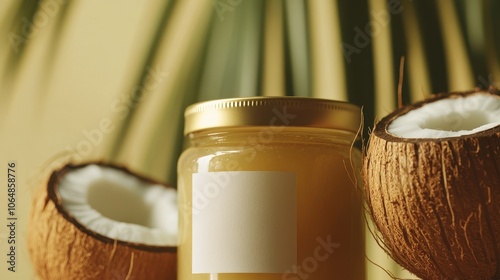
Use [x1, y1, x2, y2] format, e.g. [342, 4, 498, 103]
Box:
[178, 97, 365, 280]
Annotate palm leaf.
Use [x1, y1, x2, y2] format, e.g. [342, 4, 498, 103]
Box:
[106, 0, 177, 160]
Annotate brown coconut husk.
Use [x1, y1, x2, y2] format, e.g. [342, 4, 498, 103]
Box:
[363, 88, 500, 280]
[28, 162, 177, 280]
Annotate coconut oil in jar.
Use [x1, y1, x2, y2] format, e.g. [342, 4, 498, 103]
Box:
[178, 97, 365, 280]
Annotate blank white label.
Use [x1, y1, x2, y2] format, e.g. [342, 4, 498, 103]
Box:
[192, 171, 297, 274]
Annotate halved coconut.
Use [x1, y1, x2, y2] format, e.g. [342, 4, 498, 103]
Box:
[364, 88, 500, 280]
[29, 162, 178, 280]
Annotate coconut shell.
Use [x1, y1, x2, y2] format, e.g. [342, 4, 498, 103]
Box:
[28, 163, 177, 280]
[364, 88, 500, 280]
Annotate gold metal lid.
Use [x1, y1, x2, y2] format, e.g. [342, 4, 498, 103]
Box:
[184, 96, 361, 136]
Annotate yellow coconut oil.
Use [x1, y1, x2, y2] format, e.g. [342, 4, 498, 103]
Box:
[178, 97, 365, 280]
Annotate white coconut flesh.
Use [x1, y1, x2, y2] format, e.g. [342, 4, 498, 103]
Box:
[58, 164, 178, 246]
[388, 93, 500, 138]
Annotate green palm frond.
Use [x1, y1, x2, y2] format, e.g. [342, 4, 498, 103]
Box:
[2, 0, 41, 98]
[37, 0, 75, 95]
[5, 0, 41, 66]
[107, 0, 177, 160]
